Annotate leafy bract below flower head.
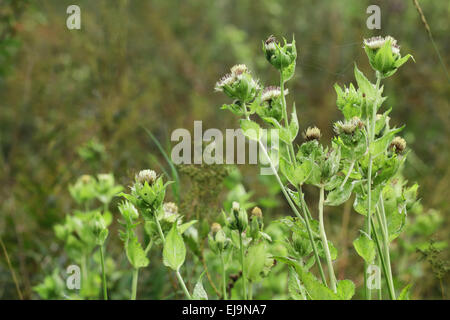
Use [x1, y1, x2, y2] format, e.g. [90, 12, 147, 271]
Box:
[122, 169, 169, 220]
[118, 200, 139, 222]
[389, 136, 406, 154]
[215, 64, 260, 103]
[303, 126, 321, 142]
[334, 83, 365, 120]
[255, 86, 288, 122]
[363, 35, 414, 78]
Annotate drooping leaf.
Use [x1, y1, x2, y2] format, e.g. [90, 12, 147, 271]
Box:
[163, 223, 186, 271]
[239, 119, 262, 141]
[126, 235, 150, 269]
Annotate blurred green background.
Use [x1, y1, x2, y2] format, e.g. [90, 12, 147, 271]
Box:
[0, 0, 448, 299]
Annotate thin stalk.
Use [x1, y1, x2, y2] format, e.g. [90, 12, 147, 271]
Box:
[238, 232, 247, 300]
[318, 186, 337, 292]
[220, 252, 227, 300]
[131, 268, 139, 300]
[0, 237, 23, 300]
[154, 216, 192, 300]
[99, 245, 108, 300]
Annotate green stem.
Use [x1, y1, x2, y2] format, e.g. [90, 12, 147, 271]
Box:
[155, 217, 166, 242]
[377, 195, 396, 299]
[220, 252, 227, 300]
[340, 160, 355, 188]
[251, 121, 326, 285]
[176, 270, 192, 300]
[318, 186, 337, 292]
[364, 71, 381, 300]
[239, 232, 247, 300]
[248, 281, 253, 300]
[299, 187, 327, 286]
[279, 70, 295, 163]
[371, 215, 395, 300]
[99, 245, 108, 300]
[131, 268, 139, 300]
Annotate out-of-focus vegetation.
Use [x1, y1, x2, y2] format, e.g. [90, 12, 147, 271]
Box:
[0, 0, 448, 299]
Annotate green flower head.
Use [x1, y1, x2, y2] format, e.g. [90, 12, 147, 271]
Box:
[363, 35, 414, 78]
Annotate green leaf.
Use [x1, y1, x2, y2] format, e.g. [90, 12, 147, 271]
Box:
[163, 223, 186, 271]
[354, 64, 375, 98]
[126, 235, 150, 269]
[370, 126, 404, 157]
[353, 234, 376, 263]
[336, 280, 355, 300]
[288, 268, 307, 300]
[394, 54, 414, 68]
[192, 272, 208, 300]
[398, 284, 412, 300]
[179, 220, 197, 234]
[275, 256, 339, 300]
[239, 119, 261, 141]
[245, 243, 268, 281]
[325, 182, 354, 206]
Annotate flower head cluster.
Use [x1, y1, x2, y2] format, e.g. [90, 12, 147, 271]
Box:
[363, 35, 413, 78]
[389, 136, 406, 154]
[215, 64, 260, 103]
[122, 169, 168, 220]
[333, 117, 363, 135]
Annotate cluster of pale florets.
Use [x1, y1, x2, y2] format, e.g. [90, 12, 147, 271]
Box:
[304, 126, 322, 141]
[364, 35, 400, 56]
[260, 86, 288, 102]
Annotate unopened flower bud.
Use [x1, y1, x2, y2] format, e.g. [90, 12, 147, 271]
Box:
[251, 206, 263, 219]
[304, 126, 321, 142]
[232, 201, 240, 213]
[211, 222, 222, 234]
[263, 35, 297, 71]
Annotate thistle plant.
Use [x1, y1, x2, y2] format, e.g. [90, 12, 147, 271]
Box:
[35, 173, 123, 300]
[120, 169, 197, 300]
[215, 34, 416, 299]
